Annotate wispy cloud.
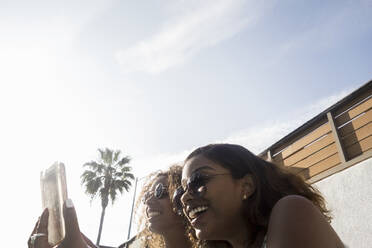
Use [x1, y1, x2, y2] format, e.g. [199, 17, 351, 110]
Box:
[116, 0, 273, 74]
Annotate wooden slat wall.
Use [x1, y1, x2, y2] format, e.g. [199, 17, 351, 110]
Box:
[333, 86, 372, 118]
[271, 120, 328, 160]
[338, 109, 372, 137]
[342, 122, 372, 148]
[260, 82, 372, 182]
[279, 123, 331, 161]
[271, 122, 340, 179]
[299, 153, 341, 179]
[334, 96, 372, 127]
[345, 133, 372, 159]
[336, 95, 372, 160]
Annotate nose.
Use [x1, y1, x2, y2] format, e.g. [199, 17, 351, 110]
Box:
[180, 187, 193, 208]
[144, 192, 156, 206]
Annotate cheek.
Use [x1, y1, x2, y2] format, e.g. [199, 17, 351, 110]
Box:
[162, 202, 179, 221]
[210, 186, 243, 217]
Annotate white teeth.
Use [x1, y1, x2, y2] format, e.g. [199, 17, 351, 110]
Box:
[148, 211, 161, 217]
[188, 206, 208, 219]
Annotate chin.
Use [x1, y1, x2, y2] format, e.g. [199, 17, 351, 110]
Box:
[195, 227, 223, 242]
[195, 228, 210, 240]
[195, 229, 203, 239]
[148, 224, 160, 233]
[148, 223, 167, 235]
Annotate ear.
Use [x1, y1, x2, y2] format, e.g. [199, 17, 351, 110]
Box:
[240, 174, 255, 200]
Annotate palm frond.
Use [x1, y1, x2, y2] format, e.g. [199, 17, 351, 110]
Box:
[113, 171, 123, 178]
[123, 172, 135, 180]
[84, 177, 103, 200]
[121, 181, 131, 192]
[113, 179, 132, 192]
[98, 148, 105, 163]
[83, 161, 106, 174]
[103, 148, 113, 166]
[119, 165, 132, 173]
[122, 179, 132, 189]
[80, 170, 98, 184]
[113, 150, 121, 163]
[116, 156, 131, 168]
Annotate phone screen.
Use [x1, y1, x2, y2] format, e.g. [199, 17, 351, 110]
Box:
[40, 162, 68, 245]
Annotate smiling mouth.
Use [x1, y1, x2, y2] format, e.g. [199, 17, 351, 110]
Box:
[188, 205, 208, 219]
[147, 210, 161, 218]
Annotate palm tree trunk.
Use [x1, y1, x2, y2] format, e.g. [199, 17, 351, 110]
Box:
[96, 206, 106, 246]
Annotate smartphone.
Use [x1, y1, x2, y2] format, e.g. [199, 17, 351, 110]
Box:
[40, 162, 68, 246]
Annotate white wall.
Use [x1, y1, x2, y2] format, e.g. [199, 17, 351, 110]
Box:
[314, 157, 372, 248]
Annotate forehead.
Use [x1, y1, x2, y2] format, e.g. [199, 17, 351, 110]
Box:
[150, 175, 168, 190]
[182, 155, 228, 179]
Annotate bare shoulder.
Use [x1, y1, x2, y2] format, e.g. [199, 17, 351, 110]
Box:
[271, 195, 323, 219]
[266, 195, 344, 248]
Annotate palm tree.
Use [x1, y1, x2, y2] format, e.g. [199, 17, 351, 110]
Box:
[81, 148, 134, 246]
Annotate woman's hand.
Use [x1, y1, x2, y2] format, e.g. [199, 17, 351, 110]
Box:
[28, 199, 96, 248]
[28, 208, 50, 248]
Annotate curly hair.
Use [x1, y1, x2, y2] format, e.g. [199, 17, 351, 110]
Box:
[134, 164, 188, 248]
[185, 143, 332, 247]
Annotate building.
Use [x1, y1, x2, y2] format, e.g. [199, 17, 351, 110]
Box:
[259, 80, 372, 248]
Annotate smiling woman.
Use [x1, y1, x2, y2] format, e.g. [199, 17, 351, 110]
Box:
[177, 143, 345, 248]
[134, 164, 191, 248]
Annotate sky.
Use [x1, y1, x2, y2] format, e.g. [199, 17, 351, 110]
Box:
[0, 0, 371, 247]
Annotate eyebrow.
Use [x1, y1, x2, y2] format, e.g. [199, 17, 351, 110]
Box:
[192, 166, 216, 174]
[186, 166, 216, 181]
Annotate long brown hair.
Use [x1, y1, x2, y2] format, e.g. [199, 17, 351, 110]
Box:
[185, 143, 331, 247]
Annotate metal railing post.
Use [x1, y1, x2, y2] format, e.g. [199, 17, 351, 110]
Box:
[127, 177, 138, 241]
[327, 112, 347, 163]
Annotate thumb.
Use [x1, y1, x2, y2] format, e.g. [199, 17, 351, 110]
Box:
[63, 199, 81, 240]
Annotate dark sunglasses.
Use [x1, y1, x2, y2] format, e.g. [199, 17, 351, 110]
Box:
[143, 182, 169, 203]
[172, 171, 230, 212]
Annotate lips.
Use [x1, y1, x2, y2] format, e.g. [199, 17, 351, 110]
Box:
[148, 211, 161, 217]
[188, 206, 209, 230]
[188, 205, 208, 219]
[185, 202, 209, 220]
[146, 208, 162, 219]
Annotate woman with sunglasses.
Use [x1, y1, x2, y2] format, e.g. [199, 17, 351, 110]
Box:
[176, 143, 345, 248]
[135, 164, 192, 248]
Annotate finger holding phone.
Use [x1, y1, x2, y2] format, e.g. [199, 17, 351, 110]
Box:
[28, 163, 95, 248]
[29, 199, 95, 248]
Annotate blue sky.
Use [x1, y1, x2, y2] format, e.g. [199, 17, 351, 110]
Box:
[0, 0, 371, 247]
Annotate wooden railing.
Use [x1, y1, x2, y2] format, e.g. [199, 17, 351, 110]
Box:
[259, 80, 372, 183]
